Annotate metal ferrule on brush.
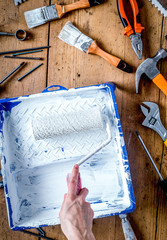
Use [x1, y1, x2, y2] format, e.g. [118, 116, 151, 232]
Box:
[42, 5, 58, 22]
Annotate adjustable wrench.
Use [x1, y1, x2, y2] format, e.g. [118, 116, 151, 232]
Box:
[140, 102, 167, 147]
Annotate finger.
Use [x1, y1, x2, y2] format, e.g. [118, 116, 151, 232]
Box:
[64, 193, 67, 199]
[61, 193, 67, 208]
[78, 187, 89, 201]
[76, 172, 82, 195]
[66, 173, 70, 187]
[91, 208, 94, 218]
[59, 193, 67, 218]
[68, 164, 79, 198]
[85, 202, 94, 218]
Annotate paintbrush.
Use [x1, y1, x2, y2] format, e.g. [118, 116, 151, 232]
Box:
[24, 0, 104, 29]
[58, 21, 133, 73]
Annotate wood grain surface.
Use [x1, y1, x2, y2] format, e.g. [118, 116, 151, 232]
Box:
[0, 0, 167, 239]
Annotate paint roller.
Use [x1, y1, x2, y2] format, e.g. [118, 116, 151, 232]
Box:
[32, 107, 103, 140]
[32, 107, 112, 166]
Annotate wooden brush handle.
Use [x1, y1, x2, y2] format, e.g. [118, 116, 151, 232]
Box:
[56, 0, 90, 18]
[87, 41, 121, 67]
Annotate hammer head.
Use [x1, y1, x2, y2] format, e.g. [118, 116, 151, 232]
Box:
[135, 48, 167, 93]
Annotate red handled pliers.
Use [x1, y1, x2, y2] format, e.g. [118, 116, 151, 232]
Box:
[117, 0, 144, 59]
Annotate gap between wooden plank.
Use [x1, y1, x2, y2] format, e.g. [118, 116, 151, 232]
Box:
[154, 146, 165, 240]
[154, 16, 165, 240]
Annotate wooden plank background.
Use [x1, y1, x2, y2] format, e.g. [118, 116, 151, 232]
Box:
[0, 0, 167, 239]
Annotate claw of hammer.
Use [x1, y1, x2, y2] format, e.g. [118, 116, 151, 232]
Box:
[135, 48, 167, 95]
[140, 102, 167, 146]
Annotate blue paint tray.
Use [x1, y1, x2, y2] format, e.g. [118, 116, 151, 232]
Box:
[0, 83, 135, 230]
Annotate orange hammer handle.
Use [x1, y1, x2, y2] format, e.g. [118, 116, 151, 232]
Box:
[153, 73, 167, 96]
[56, 0, 90, 18]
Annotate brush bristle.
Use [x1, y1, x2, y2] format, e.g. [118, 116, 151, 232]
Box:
[24, 8, 46, 29]
[25, 5, 59, 28]
[58, 21, 93, 52]
[32, 107, 103, 140]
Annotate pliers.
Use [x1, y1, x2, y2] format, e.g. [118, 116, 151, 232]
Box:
[117, 0, 144, 60]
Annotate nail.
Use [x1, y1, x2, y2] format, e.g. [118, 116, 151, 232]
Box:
[13, 50, 43, 56]
[17, 63, 43, 81]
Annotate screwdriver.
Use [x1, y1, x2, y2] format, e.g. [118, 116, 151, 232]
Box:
[136, 131, 167, 199]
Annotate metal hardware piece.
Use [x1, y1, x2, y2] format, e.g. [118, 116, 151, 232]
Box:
[14, 0, 27, 6]
[129, 33, 143, 60]
[0, 46, 50, 56]
[0, 62, 25, 84]
[42, 5, 58, 21]
[119, 214, 137, 240]
[0, 181, 4, 188]
[0, 29, 27, 41]
[135, 48, 167, 94]
[140, 102, 167, 142]
[149, 0, 167, 17]
[136, 131, 163, 181]
[13, 50, 43, 56]
[17, 63, 43, 81]
[3, 56, 43, 60]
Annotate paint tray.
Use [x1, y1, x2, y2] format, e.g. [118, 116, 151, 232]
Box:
[0, 83, 135, 230]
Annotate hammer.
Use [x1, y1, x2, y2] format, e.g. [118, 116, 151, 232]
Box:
[135, 48, 167, 96]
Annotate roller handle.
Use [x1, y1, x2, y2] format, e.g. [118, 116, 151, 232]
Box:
[121, 216, 137, 240]
[77, 138, 111, 166]
[152, 73, 167, 96]
[87, 41, 133, 73]
[56, 0, 103, 18]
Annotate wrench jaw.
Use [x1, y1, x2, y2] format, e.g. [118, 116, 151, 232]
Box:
[140, 105, 149, 117]
[141, 102, 159, 112]
[140, 102, 167, 142]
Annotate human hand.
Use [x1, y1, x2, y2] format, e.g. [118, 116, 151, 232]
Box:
[59, 164, 95, 240]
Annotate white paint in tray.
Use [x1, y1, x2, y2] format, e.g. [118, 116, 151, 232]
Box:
[0, 85, 134, 229]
